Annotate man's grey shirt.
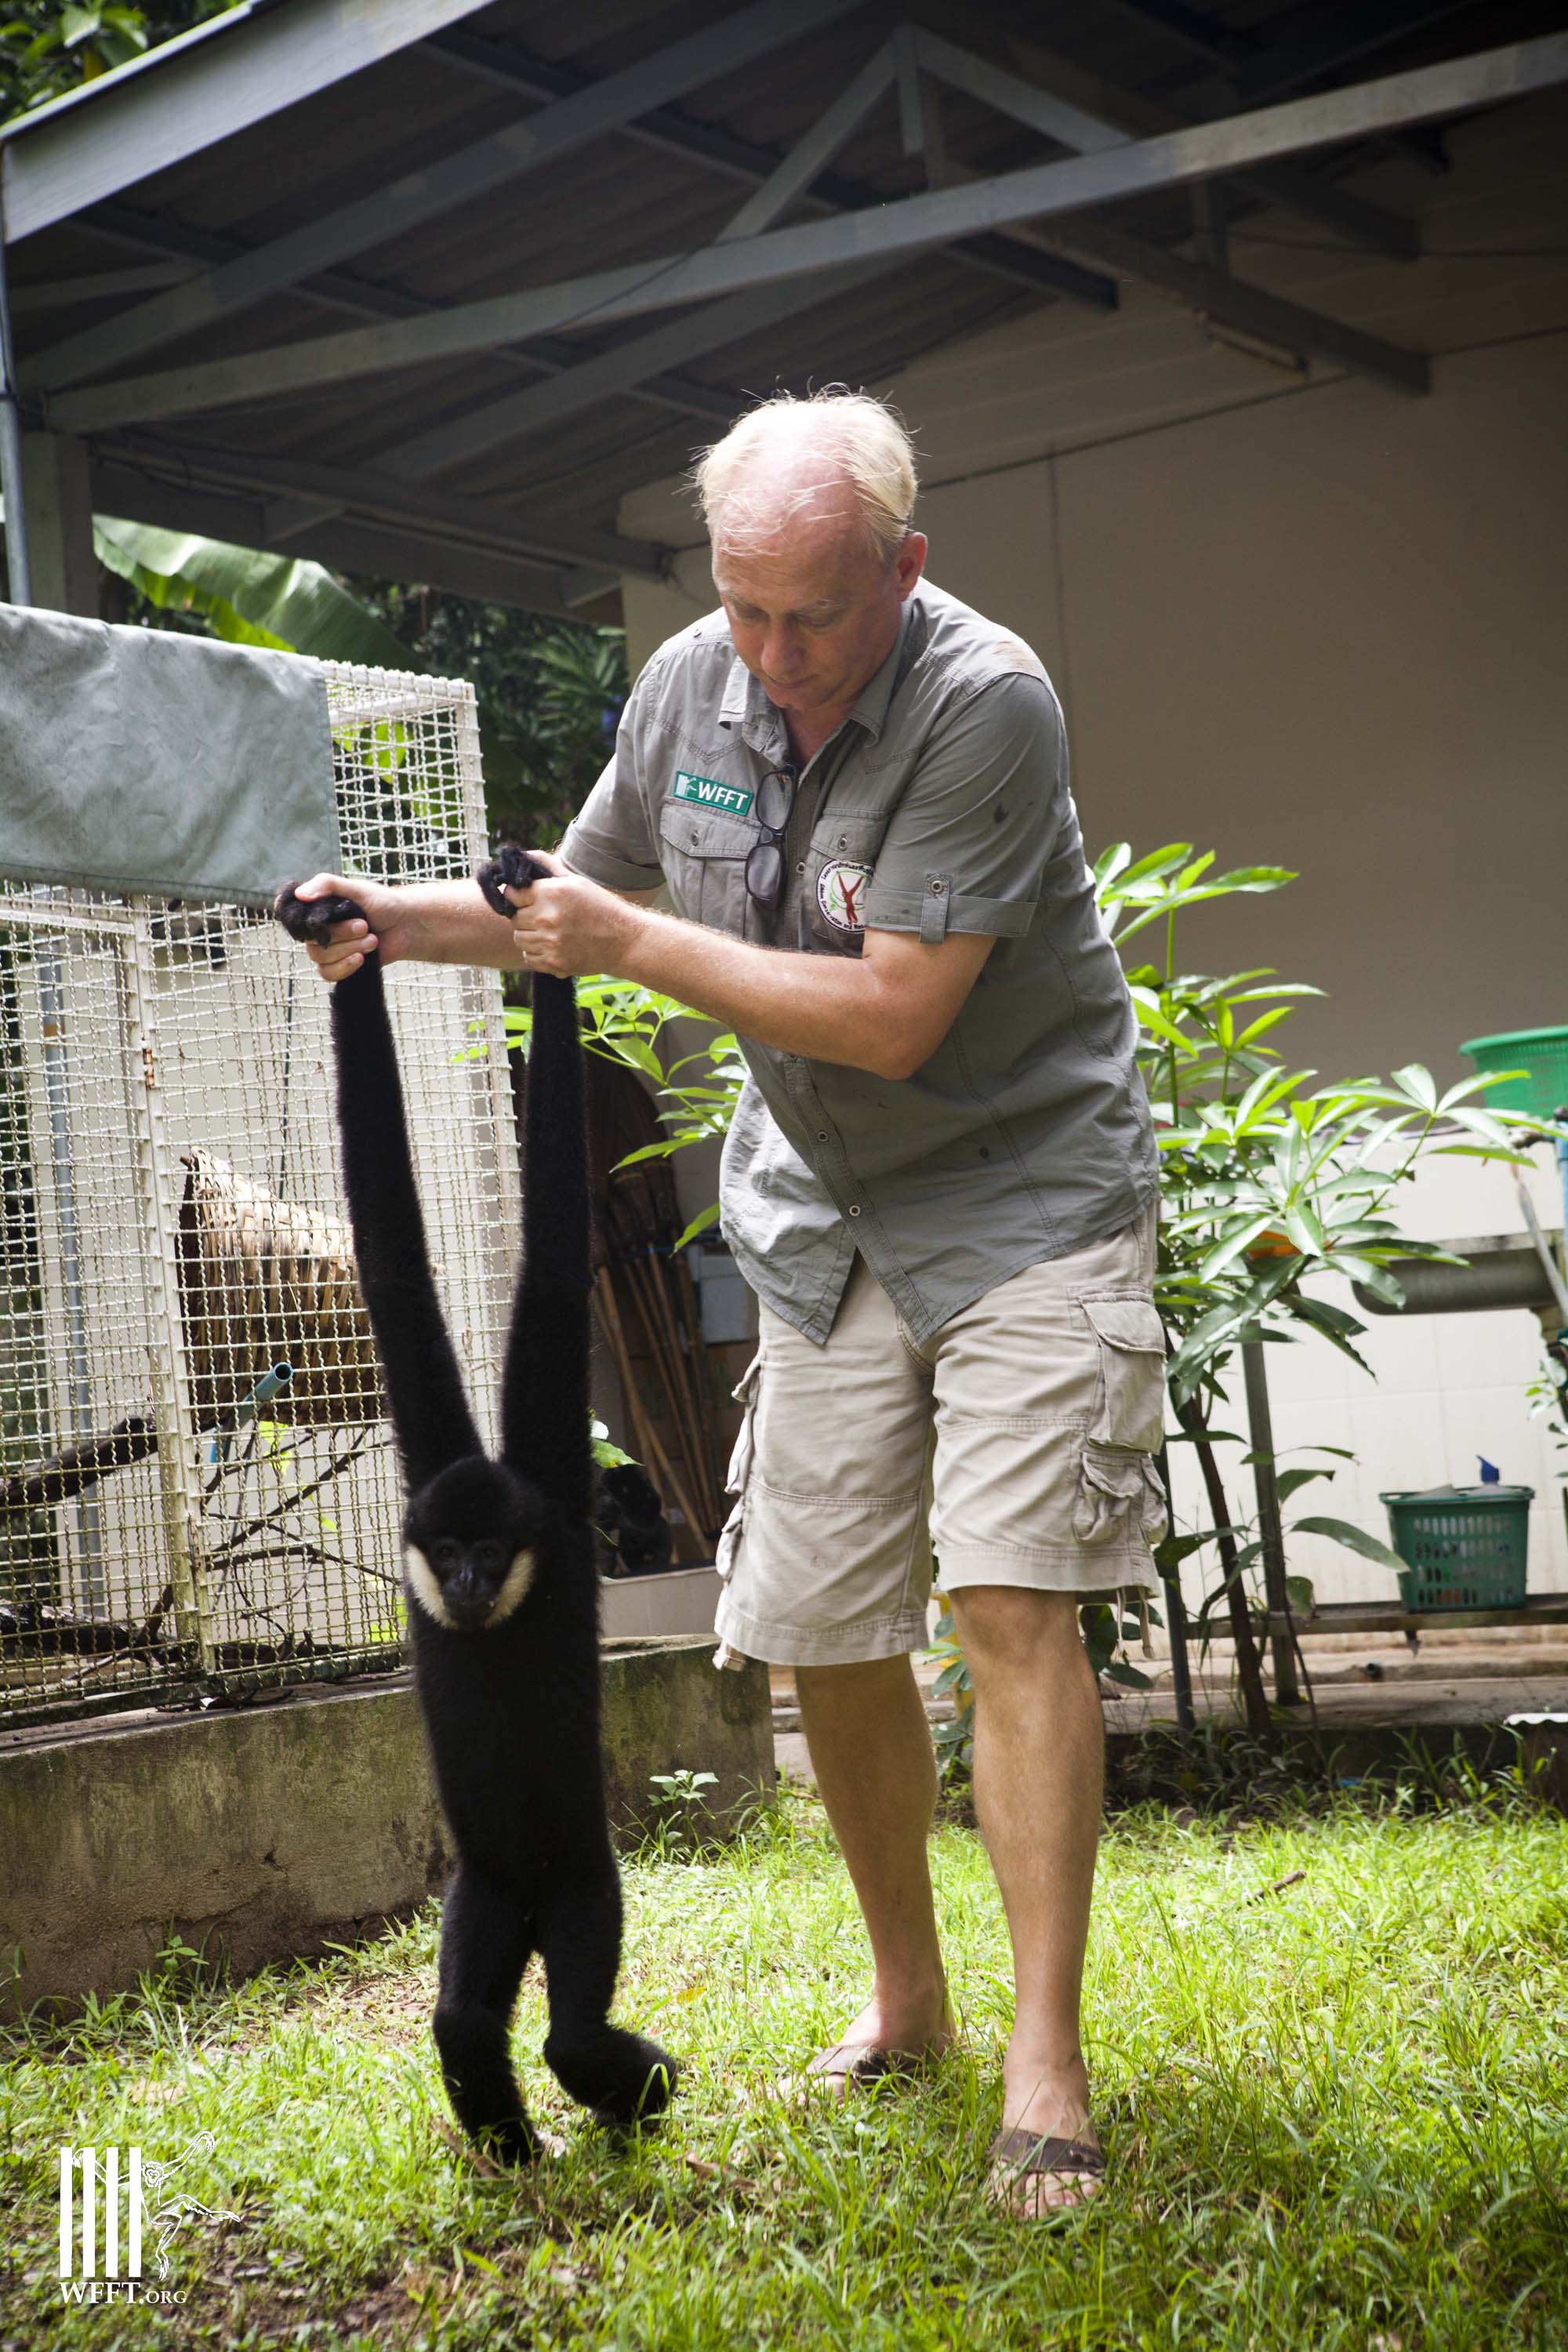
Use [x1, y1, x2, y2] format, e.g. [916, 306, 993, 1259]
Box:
[561, 580, 1158, 1347]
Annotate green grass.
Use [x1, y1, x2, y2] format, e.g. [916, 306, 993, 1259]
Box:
[2, 1784, 1566, 2350]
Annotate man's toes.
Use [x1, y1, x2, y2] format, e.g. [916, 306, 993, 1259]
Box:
[989, 2161, 1102, 2219]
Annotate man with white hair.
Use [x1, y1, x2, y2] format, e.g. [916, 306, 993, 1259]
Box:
[292, 389, 1163, 2217]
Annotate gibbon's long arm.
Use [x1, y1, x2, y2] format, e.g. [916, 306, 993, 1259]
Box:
[274, 885, 483, 1488]
[479, 851, 594, 1521]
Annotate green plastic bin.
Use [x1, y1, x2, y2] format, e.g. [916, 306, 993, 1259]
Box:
[1461, 1025, 1568, 1120]
[1380, 1485, 1534, 1613]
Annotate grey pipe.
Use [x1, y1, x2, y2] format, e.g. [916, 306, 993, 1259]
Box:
[1355, 1232, 1565, 1319]
[0, 233, 31, 605]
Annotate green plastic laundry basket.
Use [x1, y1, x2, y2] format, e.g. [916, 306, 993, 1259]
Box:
[1461, 1025, 1568, 1120]
[1380, 1485, 1534, 1613]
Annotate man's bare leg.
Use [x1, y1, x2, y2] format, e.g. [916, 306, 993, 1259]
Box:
[793, 1654, 954, 2062]
[948, 1584, 1105, 2214]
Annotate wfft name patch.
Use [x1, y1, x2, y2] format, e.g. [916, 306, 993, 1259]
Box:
[671, 773, 753, 818]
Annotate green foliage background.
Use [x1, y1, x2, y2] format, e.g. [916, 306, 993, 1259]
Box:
[0, 0, 234, 120]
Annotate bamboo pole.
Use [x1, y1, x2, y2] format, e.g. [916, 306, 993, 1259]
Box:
[593, 1269, 709, 1562]
[671, 1247, 724, 1499]
[621, 1245, 719, 1537]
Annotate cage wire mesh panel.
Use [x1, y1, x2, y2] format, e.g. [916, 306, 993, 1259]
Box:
[0, 665, 517, 1728]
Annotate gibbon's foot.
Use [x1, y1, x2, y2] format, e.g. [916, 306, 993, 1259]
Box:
[472, 2114, 552, 2169]
[546, 2027, 679, 2129]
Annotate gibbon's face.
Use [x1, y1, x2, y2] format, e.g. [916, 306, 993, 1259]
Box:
[403, 1458, 545, 1632]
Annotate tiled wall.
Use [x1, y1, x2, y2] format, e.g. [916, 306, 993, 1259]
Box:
[1166, 1146, 1567, 1610]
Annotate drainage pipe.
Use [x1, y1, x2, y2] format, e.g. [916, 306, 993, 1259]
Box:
[0, 231, 31, 604]
[1354, 1232, 1564, 1322]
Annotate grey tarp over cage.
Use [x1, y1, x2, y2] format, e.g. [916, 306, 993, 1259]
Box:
[0, 607, 518, 1728]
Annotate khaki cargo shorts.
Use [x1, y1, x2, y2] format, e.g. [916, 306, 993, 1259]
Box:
[712, 1206, 1168, 1668]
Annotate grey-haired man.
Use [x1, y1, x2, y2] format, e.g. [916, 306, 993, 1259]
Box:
[291, 390, 1163, 2216]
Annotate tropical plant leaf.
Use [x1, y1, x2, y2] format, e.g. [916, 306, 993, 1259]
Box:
[1292, 1515, 1407, 1570]
[95, 517, 419, 666]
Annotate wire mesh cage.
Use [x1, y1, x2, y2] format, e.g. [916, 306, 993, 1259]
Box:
[0, 665, 517, 1730]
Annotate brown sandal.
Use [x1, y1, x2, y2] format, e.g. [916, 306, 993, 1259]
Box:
[801, 2038, 930, 2090]
[987, 2126, 1106, 2217]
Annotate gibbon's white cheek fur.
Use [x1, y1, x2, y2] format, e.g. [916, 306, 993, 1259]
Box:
[489, 1549, 537, 1623]
[403, 1544, 537, 1629]
[405, 1544, 452, 1627]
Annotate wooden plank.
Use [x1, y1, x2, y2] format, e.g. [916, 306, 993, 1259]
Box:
[1273, 1595, 1568, 1637]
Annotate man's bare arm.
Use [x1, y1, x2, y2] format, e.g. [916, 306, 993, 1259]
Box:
[285, 872, 659, 984]
[285, 862, 992, 1080]
[509, 855, 994, 1083]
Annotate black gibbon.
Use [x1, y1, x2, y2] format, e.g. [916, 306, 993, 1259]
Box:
[274, 848, 676, 2164]
[597, 1463, 675, 1578]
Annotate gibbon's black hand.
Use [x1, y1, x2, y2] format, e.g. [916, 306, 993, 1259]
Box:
[475, 844, 552, 924]
[268, 864, 677, 2166]
[274, 881, 370, 946]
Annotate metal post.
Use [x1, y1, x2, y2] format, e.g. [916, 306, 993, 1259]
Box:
[120, 915, 214, 1680]
[457, 679, 522, 1455]
[36, 950, 106, 1606]
[1241, 1327, 1301, 1704]
[0, 232, 33, 605]
[1154, 1443, 1196, 1736]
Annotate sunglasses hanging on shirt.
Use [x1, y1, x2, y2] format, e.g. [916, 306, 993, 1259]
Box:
[744, 764, 800, 913]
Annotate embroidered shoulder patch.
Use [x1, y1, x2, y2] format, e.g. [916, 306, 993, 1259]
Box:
[671, 772, 753, 818]
[817, 859, 874, 932]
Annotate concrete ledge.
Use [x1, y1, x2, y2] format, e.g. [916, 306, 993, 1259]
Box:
[0, 1637, 772, 2017]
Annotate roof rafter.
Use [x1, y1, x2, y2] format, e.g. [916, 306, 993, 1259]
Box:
[94, 434, 668, 578]
[49, 30, 1564, 437]
[332, 19, 1428, 487]
[913, 32, 1428, 397]
[92, 453, 608, 616]
[78, 196, 739, 426]
[420, 19, 1118, 311]
[910, 0, 1420, 260]
[1235, 1, 1487, 103]
[23, 0, 863, 394]
[265, 42, 927, 537]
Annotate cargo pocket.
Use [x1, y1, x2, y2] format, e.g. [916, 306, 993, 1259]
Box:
[658, 800, 752, 935]
[713, 1349, 761, 1584]
[1074, 1443, 1168, 1548]
[1073, 1294, 1169, 1549]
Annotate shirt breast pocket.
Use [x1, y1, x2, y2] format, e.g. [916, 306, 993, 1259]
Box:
[657, 800, 753, 935]
[805, 813, 883, 956]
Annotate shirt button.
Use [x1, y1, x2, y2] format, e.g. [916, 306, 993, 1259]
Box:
[817, 1131, 829, 1142]
[929, 878, 946, 895]
[796, 861, 805, 875]
[847, 1204, 862, 1218]
[836, 836, 848, 851]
